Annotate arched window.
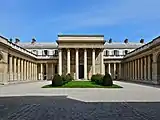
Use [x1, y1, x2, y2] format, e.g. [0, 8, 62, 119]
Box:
[114, 50, 119, 56]
[124, 50, 128, 55]
[105, 50, 109, 56]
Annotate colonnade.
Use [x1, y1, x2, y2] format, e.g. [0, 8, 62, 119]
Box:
[39, 63, 56, 80]
[58, 48, 104, 79]
[9, 55, 37, 82]
[105, 63, 121, 79]
[122, 55, 152, 81]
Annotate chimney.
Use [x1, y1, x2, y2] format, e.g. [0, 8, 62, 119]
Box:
[15, 38, 20, 44]
[109, 38, 112, 43]
[140, 39, 144, 44]
[9, 38, 13, 43]
[124, 38, 128, 43]
[31, 38, 36, 44]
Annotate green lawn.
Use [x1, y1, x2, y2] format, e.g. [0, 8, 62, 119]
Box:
[42, 81, 122, 88]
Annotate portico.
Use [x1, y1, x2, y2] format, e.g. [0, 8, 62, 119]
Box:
[56, 35, 105, 79]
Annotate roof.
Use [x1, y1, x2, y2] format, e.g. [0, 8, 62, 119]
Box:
[58, 34, 104, 37]
[104, 42, 143, 49]
[19, 42, 58, 49]
[124, 36, 160, 58]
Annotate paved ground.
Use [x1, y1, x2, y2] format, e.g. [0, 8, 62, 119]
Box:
[0, 81, 160, 120]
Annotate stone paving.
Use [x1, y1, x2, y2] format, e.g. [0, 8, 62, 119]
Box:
[0, 81, 160, 119]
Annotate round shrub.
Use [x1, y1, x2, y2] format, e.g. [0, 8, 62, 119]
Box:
[66, 73, 73, 82]
[61, 75, 67, 84]
[52, 74, 63, 86]
[91, 75, 96, 82]
[94, 74, 103, 85]
[102, 73, 113, 86]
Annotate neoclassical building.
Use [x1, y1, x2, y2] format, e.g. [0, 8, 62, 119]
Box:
[0, 34, 160, 85]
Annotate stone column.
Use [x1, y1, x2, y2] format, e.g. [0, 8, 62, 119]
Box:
[144, 57, 147, 80]
[58, 49, 62, 75]
[20, 59, 23, 81]
[13, 57, 17, 81]
[138, 59, 140, 80]
[32, 63, 34, 80]
[148, 56, 151, 80]
[100, 49, 104, 75]
[67, 49, 70, 74]
[135, 60, 137, 80]
[9, 56, 13, 81]
[17, 59, 20, 81]
[24, 60, 26, 80]
[46, 63, 48, 80]
[108, 63, 111, 75]
[84, 49, 87, 79]
[92, 49, 95, 75]
[76, 49, 79, 79]
[26, 61, 29, 80]
[40, 63, 43, 80]
[133, 61, 135, 80]
[35, 64, 37, 80]
[29, 62, 32, 80]
[51, 63, 54, 79]
[141, 58, 143, 80]
[114, 63, 116, 79]
[119, 63, 121, 79]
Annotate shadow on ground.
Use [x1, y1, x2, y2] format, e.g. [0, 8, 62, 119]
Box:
[0, 96, 159, 120]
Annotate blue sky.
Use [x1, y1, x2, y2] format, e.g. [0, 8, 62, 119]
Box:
[0, 0, 160, 43]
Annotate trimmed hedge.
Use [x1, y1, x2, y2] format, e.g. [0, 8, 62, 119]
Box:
[66, 73, 73, 82]
[52, 74, 63, 86]
[102, 73, 113, 86]
[91, 73, 113, 86]
[52, 73, 74, 86]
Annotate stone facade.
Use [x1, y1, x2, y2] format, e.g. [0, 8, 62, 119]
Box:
[0, 35, 160, 85]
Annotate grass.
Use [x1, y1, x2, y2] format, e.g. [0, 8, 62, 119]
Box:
[42, 81, 122, 88]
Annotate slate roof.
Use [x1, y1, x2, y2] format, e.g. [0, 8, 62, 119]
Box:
[18, 42, 58, 49]
[104, 42, 143, 49]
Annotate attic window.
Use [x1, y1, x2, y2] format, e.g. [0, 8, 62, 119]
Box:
[44, 50, 48, 55]
[124, 50, 128, 55]
[55, 50, 58, 55]
[114, 50, 119, 56]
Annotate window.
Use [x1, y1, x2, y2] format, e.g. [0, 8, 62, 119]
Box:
[105, 50, 109, 56]
[114, 50, 119, 56]
[55, 50, 58, 55]
[32, 50, 38, 55]
[44, 50, 49, 55]
[124, 50, 128, 55]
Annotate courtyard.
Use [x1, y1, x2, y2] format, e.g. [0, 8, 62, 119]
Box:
[0, 81, 160, 119]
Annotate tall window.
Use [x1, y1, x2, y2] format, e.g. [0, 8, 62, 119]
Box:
[105, 50, 109, 56]
[44, 50, 49, 55]
[114, 50, 119, 56]
[32, 50, 38, 55]
[54, 50, 58, 55]
[124, 50, 128, 55]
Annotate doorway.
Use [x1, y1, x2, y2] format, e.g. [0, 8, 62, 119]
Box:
[79, 65, 84, 79]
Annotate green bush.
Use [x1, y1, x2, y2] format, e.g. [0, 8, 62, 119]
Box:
[61, 75, 67, 84]
[91, 74, 103, 85]
[91, 75, 96, 82]
[52, 74, 63, 86]
[65, 73, 73, 82]
[102, 73, 113, 86]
